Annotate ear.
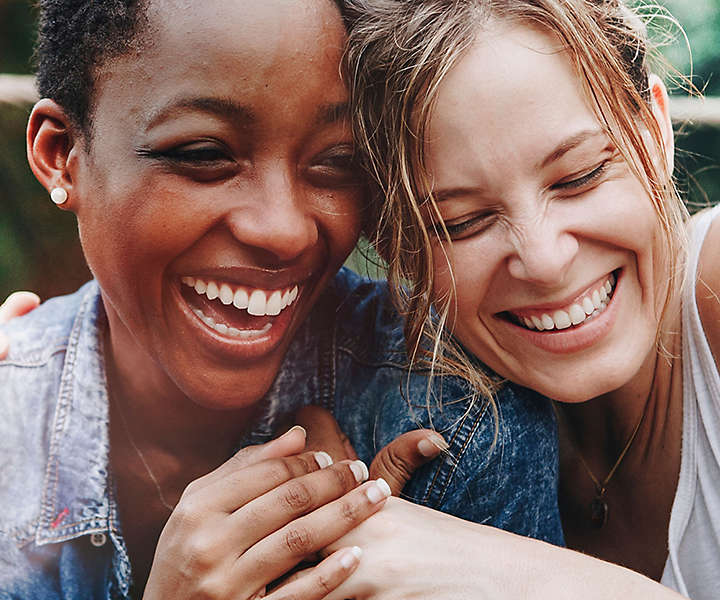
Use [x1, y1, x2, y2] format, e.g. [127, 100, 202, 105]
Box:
[647, 74, 674, 173]
[26, 99, 83, 211]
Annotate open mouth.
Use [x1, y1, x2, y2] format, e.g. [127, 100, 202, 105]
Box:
[180, 276, 300, 339]
[503, 270, 619, 332]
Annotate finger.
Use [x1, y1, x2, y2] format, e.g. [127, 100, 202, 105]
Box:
[296, 406, 357, 462]
[229, 459, 369, 548]
[191, 425, 309, 493]
[369, 430, 448, 496]
[0, 334, 8, 360]
[0, 292, 41, 323]
[235, 478, 391, 594]
[264, 547, 362, 600]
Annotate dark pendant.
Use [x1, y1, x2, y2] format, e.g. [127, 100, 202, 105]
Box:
[590, 496, 608, 529]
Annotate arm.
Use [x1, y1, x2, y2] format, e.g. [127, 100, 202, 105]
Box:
[318, 498, 687, 600]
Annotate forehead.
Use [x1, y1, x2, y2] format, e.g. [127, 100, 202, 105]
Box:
[91, 0, 347, 134]
[426, 22, 599, 182]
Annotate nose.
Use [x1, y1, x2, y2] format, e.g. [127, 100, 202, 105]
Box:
[505, 216, 578, 286]
[225, 169, 319, 263]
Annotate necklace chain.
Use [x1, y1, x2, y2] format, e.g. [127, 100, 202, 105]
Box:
[114, 397, 176, 513]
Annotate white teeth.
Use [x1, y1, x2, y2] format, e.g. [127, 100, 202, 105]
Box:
[219, 284, 234, 305]
[192, 307, 272, 338]
[206, 281, 219, 300]
[514, 273, 617, 332]
[248, 290, 267, 316]
[233, 288, 249, 309]
[181, 277, 299, 317]
[266, 291, 282, 316]
[541, 314, 555, 330]
[568, 304, 586, 325]
[553, 310, 572, 330]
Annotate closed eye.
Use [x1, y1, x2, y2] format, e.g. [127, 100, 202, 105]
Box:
[553, 160, 608, 191]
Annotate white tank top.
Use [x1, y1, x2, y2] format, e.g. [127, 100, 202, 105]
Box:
[661, 203, 720, 599]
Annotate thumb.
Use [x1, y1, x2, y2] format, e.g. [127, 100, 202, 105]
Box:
[369, 430, 448, 496]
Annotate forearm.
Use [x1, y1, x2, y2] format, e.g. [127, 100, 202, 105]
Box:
[481, 526, 686, 600]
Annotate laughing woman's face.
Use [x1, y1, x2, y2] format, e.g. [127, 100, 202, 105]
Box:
[67, 0, 363, 408]
[424, 22, 672, 403]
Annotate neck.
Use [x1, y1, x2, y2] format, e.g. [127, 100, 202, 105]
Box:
[103, 307, 259, 464]
[558, 322, 682, 476]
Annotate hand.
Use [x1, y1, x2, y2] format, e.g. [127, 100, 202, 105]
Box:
[143, 425, 391, 600]
[0, 292, 41, 359]
[295, 406, 448, 495]
[314, 498, 687, 600]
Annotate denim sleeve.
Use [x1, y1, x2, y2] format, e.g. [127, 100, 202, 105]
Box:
[334, 366, 564, 546]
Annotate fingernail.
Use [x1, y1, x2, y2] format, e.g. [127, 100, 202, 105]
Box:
[340, 546, 363, 569]
[417, 433, 448, 457]
[280, 425, 306, 440]
[314, 451, 333, 469]
[348, 460, 369, 483]
[366, 477, 391, 503]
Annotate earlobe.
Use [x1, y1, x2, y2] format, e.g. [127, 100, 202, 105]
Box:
[26, 99, 79, 210]
[648, 74, 674, 172]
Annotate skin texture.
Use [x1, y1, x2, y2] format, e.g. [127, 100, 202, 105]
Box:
[423, 20, 686, 582]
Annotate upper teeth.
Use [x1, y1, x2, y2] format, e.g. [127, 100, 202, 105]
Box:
[180, 277, 299, 317]
[514, 273, 616, 332]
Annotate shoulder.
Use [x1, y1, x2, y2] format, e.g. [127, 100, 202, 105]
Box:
[325, 267, 406, 361]
[0, 282, 97, 365]
[695, 209, 720, 365]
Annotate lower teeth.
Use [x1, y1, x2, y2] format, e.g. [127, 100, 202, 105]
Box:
[192, 308, 271, 338]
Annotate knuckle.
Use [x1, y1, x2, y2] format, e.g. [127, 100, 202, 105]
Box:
[339, 498, 362, 523]
[330, 463, 354, 489]
[283, 526, 316, 555]
[266, 458, 295, 483]
[184, 535, 217, 571]
[381, 447, 414, 479]
[314, 571, 335, 596]
[281, 481, 314, 512]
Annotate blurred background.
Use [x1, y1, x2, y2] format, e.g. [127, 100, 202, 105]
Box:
[1, 0, 719, 300]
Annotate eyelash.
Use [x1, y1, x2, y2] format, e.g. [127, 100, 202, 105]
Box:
[553, 160, 609, 191]
[137, 145, 231, 165]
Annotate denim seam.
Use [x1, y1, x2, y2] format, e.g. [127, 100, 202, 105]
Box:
[422, 401, 490, 507]
[36, 288, 91, 544]
[0, 346, 68, 368]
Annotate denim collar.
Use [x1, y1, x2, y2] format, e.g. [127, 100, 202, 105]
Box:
[33, 280, 336, 545]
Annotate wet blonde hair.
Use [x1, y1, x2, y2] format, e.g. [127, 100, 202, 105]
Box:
[342, 0, 687, 408]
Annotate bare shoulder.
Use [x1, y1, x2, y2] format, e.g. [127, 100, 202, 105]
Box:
[696, 212, 720, 366]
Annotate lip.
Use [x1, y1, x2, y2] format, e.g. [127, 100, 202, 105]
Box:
[169, 274, 309, 363]
[497, 270, 622, 354]
[181, 266, 315, 291]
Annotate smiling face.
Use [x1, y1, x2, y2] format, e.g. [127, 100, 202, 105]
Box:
[424, 22, 671, 403]
[68, 0, 363, 409]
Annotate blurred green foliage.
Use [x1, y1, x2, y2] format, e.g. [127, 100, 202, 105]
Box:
[1, 0, 720, 298]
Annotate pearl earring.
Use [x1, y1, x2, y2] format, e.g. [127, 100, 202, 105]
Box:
[50, 187, 68, 205]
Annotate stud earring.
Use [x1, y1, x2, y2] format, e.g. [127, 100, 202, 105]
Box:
[50, 187, 68, 205]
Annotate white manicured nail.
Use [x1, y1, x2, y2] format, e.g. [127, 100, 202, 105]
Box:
[314, 451, 333, 469]
[366, 478, 391, 503]
[349, 460, 369, 483]
[339, 546, 363, 569]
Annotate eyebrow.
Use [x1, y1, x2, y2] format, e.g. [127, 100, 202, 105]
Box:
[144, 97, 256, 130]
[433, 128, 608, 202]
[317, 102, 349, 125]
[537, 128, 606, 170]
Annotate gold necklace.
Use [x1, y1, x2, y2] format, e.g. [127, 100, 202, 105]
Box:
[575, 408, 645, 528]
[113, 396, 176, 513]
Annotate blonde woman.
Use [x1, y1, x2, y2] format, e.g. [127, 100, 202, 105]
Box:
[303, 0, 714, 598]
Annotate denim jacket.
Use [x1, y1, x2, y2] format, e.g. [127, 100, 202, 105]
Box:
[0, 268, 562, 599]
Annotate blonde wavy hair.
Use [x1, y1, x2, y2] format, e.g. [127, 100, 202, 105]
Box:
[342, 0, 688, 411]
